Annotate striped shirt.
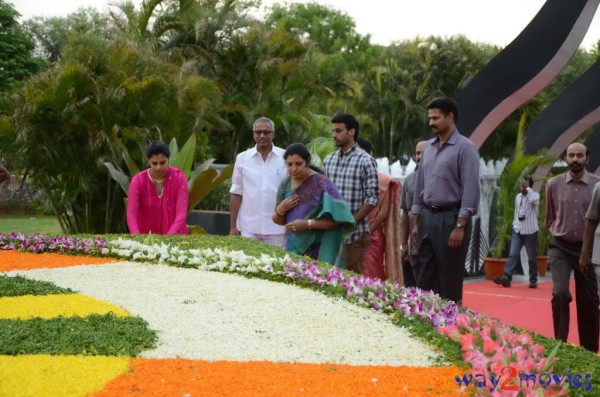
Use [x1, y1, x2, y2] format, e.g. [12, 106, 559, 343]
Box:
[512, 188, 540, 235]
[546, 170, 600, 244]
[411, 130, 480, 218]
[323, 144, 379, 243]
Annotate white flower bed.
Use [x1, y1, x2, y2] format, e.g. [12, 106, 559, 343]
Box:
[13, 261, 440, 367]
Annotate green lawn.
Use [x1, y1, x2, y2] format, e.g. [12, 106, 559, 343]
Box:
[0, 213, 61, 235]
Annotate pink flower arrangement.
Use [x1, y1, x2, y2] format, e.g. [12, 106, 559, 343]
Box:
[440, 312, 567, 396]
[240, 257, 568, 396]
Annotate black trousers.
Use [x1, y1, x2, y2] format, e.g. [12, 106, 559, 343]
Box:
[417, 208, 470, 305]
[402, 256, 417, 288]
[549, 237, 599, 353]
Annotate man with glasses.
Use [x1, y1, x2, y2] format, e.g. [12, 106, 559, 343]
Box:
[229, 117, 287, 248]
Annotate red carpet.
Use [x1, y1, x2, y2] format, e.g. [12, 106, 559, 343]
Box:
[463, 277, 585, 346]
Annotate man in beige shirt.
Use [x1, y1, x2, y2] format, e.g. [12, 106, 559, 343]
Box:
[546, 142, 600, 353]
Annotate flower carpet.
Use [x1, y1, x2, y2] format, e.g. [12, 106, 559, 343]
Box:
[0, 234, 574, 396]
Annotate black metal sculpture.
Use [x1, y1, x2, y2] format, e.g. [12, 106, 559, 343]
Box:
[456, 0, 599, 152]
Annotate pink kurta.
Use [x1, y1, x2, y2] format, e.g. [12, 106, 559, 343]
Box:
[127, 167, 189, 235]
[364, 173, 402, 282]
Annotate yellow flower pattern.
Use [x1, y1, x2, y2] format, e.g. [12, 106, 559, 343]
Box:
[0, 294, 129, 320]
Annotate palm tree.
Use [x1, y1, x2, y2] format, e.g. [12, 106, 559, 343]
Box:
[13, 33, 225, 233]
[14, 62, 106, 233]
[359, 58, 418, 161]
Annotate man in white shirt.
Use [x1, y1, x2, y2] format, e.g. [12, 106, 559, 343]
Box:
[229, 117, 287, 248]
[493, 176, 540, 288]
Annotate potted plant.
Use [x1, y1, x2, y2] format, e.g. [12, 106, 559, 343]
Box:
[537, 224, 551, 277]
[485, 114, 555, 279]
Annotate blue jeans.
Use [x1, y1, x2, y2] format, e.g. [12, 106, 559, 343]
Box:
[503, 229, 538, 283]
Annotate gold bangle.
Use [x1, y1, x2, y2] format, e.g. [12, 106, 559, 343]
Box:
[275, 207, 284, 217]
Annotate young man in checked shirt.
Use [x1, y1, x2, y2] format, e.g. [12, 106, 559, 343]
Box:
[323, 114, 379, 274]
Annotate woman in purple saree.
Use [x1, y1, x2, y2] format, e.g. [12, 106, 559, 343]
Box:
[272, 144, 355, 268]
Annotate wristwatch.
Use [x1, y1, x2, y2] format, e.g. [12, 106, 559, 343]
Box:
[455, 223, 465, 229]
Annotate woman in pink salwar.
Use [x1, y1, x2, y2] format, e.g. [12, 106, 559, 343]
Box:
[127, 141, 189, 235]
[357, 138, 402, 282]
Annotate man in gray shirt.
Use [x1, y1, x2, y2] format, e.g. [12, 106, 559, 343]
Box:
[581, 181, 600, 286]
[547, 142, 599, 353]
[400, 140, 427, 286]
[411, 97, 480, 305]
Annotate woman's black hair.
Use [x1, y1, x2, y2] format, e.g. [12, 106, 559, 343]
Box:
[147, 141, 170, 159]
[356, 137, 374, 155]
[284, 143, 321, 173]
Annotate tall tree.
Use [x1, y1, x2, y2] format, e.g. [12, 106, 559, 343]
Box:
[359, 58, 417, 161]
[0, 0, 44, 92]
[266, 2, 370, 56]
[358, 36, 497, 160]
[109, 0, 260, 161]
[265, 2, 378, 84]
[209, 22, 313, 160]
[24, 7, 116, 63]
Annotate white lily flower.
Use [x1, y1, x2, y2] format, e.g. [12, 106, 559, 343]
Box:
[214, 260, 228, 272]
[245, 265, 259, 274]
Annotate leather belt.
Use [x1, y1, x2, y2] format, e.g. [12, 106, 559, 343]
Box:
[424, 204, 461, 213]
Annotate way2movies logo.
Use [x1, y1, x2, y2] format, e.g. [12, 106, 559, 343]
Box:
[455, 366, 592, 393]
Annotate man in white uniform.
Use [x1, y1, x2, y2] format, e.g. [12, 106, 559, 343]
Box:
[229, 117, 287, 248]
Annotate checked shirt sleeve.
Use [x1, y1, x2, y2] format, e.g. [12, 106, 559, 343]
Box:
[363, 156, 379, 207]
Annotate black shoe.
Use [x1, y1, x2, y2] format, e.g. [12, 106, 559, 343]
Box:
[529, 282, 537, 289]
[493, 277, 510, 287]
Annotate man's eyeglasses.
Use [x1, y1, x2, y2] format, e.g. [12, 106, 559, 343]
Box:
[254, 130, 274, 136]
